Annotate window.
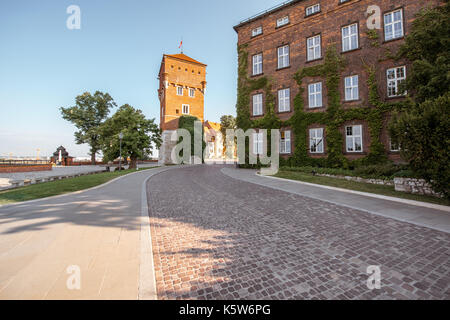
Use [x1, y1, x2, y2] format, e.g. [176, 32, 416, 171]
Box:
[306, 4, 320, 16]
[182, 104, 190, 115]
[344, 75, 359, 101]
[390, 137, 400, 152]
[308, 82, 322, 108]
[278, 88, 290, 112]
[384, 9, 404, 41]
[176, 86, 183, 96]
[309, 128, 324, 153]
[280, 130, 291, 154]
[339, 0, 350, 3]
[342, 23, 358, 52]
[252, 26, 262, 37]
[252, 53, 263, 75]
[277, 16, 289, 28]
[277, 45, 290, 69]
[387, 66, 406, 97]
[346, 125, 363, 152]
[307, 35, 321, 61]
[253, 132, 264, 155]
[253, 93, 263, 116]
[189, 88, 195, 98]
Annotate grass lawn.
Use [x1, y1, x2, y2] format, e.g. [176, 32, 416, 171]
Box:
[274, 171, 450, 206]
[0, 167, 157, 205]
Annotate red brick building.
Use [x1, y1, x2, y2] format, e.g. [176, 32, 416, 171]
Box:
[234, 0, 440, 164]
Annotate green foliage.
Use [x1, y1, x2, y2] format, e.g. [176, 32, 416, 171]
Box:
[99, 104, 161, 168]
[397, 1, 450, 103]
[389, 2, 450, 198]
[60, 91, 116, 164]
[177, 115, 206, 161]
[390, 93, 450, 197]
[280, 163, 410, 180]
[220, 115, 236, 151]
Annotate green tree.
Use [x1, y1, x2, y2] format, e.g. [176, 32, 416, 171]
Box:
[220, 115, 236, 155]
[390, 1, 450, 197]
[100, 104, 161, 169]
[397, 1, 450, 103]
[60, 91, 116, 164]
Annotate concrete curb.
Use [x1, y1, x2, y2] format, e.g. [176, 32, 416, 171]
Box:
[259, 173, 450, 213]
[0, 167, 159, 209]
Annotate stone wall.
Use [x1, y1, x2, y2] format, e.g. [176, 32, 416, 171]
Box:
[316, 173, 393, 186]
[394, 178, 441, 197]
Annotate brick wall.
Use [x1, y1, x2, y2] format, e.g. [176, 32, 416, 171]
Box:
[159, 55, 207, 131]
[234, 0, 441, 162]
[0, 164, 52, 173]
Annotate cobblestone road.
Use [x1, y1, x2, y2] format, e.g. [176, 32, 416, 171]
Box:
[147, 165, 450, 300]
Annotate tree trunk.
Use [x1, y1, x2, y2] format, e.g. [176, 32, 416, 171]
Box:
[129, 157, 138, 169]
[91, 152, 96, 165]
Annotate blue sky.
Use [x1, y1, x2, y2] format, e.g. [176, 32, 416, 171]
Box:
[0, 0, 282, 157]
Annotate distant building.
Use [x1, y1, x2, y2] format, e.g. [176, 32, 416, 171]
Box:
[204, 121, 223, 160]
[50, 146, 74, 166]
[158, 53, 207, 164]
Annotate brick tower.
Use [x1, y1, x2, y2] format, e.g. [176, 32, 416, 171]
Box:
[158, 53, 207, 164]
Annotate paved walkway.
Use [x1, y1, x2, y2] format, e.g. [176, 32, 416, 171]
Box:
[0, 167, 168, 299]
[221, 168, 450, 233]
[147, 165, 450, 300]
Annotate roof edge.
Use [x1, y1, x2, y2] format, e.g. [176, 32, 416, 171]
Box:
[233, 0, 302, 32]
[163, 54, 207, 67]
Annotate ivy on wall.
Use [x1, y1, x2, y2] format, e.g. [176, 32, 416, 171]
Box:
[236, 43, 405, 168]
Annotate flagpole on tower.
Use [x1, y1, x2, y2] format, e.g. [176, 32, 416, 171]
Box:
[179, 37, 183, 53]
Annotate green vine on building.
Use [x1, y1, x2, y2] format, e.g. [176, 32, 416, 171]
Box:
[236, 44, 405, 168]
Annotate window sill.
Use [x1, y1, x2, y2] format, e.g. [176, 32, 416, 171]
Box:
[305, 57, 323, 64]
[250, 73, 264, 78]
[341, 47, 362, 54]
[251, 33, 263, 39]
[344, 151, 366, 155]
[383, 36, 404, 44]
[304, 11, 321, 19]
[275, 22, 290, 30]
[276, 66, 291, 71]
[342, 99, 362, 103]
[385, 95, 406, 101]
[277, 110, 292, 114]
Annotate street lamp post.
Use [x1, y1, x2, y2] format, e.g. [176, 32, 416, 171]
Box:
[119, 132, 123, 172]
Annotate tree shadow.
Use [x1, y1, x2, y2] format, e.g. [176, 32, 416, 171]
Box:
[147, 164, 450, 300]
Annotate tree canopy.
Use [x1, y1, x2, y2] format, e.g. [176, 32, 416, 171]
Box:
[99, 104, 161, 169]
[390, 1, 450, 198]
[60, 91, 116, 164]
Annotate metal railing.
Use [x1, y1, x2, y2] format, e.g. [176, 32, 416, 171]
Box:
[0, 159, 51, 166]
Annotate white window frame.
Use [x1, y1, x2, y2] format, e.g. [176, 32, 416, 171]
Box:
[176, 86, 183, 96]
[280, 130, 291, 154]
[276, 16, 289, 28]
[182, 104, 190, 115]
[252, 93, 263, 116]
[389, 138, 400, 152]
[277, 45, 290, 69]
[252, 26, 263, 37]
[309, 128, 324, 154]
[253, 132, 264, 155]
[189, 88, 195, 98]
[306, 4, 320, 16]
[387, 66, 406, 97]
[307, 34, 321, 61]
[384, 9, 404, 41]
[342, 23, 359, 52]
[346, 125, 363, 152]
[344, 75, 359, 101]
[308, 82, 322, 108]
[278, 88, 290, 112]
[252, 53, 263, 76]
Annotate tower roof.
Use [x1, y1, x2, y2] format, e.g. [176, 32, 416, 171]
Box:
[164, 53, 207, 66]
